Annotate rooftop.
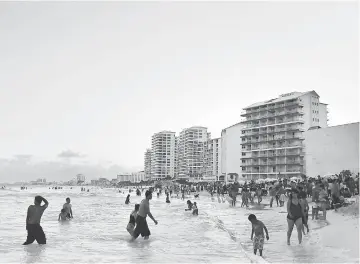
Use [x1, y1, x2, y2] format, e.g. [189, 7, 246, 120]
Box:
[243, 90, 319, 109]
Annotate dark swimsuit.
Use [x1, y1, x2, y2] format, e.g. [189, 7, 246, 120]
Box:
[287, 201, 303, 221]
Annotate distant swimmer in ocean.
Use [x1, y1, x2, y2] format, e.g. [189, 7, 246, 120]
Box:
[192, 202, 198, 215]
[127, 204, 140, 236]
[125, 194, 130, 204]
[248, 214, 269, 257]
[166, 193, 170, 203]
[58, 209, 70, 221]
[23, 196, 49, 245]
[63, 198, 73, 219]
[132, 190, 158, 240]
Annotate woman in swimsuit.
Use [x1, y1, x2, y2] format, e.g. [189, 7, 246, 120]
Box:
[286, 189, 305, 245]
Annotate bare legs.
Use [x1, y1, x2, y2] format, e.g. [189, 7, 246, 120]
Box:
[287, 218, 303, 245]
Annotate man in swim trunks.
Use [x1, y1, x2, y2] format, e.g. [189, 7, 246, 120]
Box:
[248, 214, 269, 257]
[23, 195, 49, 245]
[132, 190, 158, 240]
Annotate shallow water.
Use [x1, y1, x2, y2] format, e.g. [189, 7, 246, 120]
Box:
[0, 187, 357, 263]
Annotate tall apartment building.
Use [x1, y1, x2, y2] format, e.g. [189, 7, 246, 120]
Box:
[144, 149, 152, 180]
[240, 91, 328, 180]
[150, 131, 176, 180]
[178, 126, 210, 181]
[204, 138, 222, 181]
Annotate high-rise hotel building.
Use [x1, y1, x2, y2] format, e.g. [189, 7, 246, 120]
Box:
[240, 91, 328, 180]
[204, 138, 222, 181]
[178, 126, 210, 180]
[150, 131, 177, 180]
[144, 149, 152, 180]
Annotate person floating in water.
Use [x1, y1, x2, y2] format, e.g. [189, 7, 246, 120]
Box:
[166, 193, 170, 203]
[125, 194, 130, 204]
[23, 195, 49, 245]
[58, 209, 70, 221]
[192, 202, 198, 215]
[132, 190, 158, 240]
[127, 204, 140, 236]
[63, 197, 73, 219]
[248, 214, 269, 257]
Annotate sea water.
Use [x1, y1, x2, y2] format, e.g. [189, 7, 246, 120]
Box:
[0, 187, 357, 263]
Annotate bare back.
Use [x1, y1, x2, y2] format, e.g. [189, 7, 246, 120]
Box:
[27, 204, 47, 224]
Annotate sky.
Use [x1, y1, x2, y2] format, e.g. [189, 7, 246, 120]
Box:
[0, 1, 358, 182]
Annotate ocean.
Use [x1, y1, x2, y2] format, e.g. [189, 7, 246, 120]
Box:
[0, 186, 357, 263]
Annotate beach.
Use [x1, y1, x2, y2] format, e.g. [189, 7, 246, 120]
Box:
[0, 186, 358, 263]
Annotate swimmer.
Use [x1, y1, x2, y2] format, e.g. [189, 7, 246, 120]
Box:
[126, 204, 140, 236]
[63, 197, 73, 219]
[248, 214, 269, 257]
[23, 196, 49, 245]
[125, 194, 130, 204]
[185, 200, 193, 211]
[58, 209, 70, 221]
[192, 202, 198, 215]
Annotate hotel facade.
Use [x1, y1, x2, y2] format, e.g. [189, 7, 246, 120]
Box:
[240, 91, 328, 180]
[177, 126, 210, 181]
[150, 131, 177, 180]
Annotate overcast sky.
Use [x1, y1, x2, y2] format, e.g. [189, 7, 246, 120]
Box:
[0, 1, 358, 182]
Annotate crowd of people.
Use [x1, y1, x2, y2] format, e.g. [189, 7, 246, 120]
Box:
[20, 173, 358, 259]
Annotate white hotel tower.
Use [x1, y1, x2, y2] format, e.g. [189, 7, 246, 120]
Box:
[150, 131, 176, 180]
[240, 91, 328, 180]
[178, 126, 210, 181]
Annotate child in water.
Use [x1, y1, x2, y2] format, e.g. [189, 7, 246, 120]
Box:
[58, 209, 70, 221]
[248, 214, 269, 257]
[126, 204, 140, 236]
[192, 202, 198, 215]
[185, 200, 193, 211]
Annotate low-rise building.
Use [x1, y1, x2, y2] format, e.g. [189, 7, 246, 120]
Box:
[131, 171, 146, 183]
[91, 180, 99, 186]
[304, 122, 359, 177]
[117, 174, 131, 182]
[221, 122, 244, 183]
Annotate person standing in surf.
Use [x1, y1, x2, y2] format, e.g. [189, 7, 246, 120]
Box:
[63, 197, 73, 219]
[248, 214, 269, 257]
[23, 195, 49, 245]
[286, 189, 305, 245]
[127, 204, 140, 236]
[132, 190, 158, 240]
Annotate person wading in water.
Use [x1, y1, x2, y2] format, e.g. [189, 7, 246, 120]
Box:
[286, 189, 305, 245]
[23, 195, 49, 245]
[132, 190, 158, 240]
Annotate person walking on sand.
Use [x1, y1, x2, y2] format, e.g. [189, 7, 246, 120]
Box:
[23, 196, 49, 245]
[132, 190, 158, 240]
